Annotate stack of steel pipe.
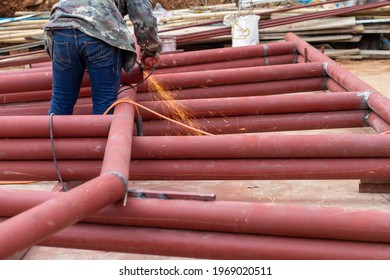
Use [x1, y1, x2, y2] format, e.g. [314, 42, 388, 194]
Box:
[1, 34, 390, 259]
[1, 190, 390, 259]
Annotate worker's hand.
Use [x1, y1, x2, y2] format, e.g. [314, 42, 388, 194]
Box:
[141, 50, 160, 69]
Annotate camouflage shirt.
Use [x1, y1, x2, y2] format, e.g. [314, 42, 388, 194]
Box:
[44, 0, 162, 73]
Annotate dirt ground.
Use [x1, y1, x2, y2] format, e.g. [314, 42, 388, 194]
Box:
[0, 0, 234, 17]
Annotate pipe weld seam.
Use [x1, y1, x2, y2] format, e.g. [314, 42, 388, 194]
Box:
[263, 44, 269, 57]
[103, 171, 129, 206]
[357, 90, 373, 104]
[322, 62, 329, 76]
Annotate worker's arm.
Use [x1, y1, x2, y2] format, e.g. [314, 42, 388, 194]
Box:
[126, 0, 162, 58]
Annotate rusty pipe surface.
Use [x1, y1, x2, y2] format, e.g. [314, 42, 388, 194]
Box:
[1, 158, 390, 181]
[1, 190, 390, 244]
[2, 133, 390, 161]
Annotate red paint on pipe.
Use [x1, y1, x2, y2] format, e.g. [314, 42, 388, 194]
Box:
[136, 78, 325, 99]
[367, 112, 390, 134]
[153, 54, 295, 74]
[0, 115, 113, 138]
[141, 110, 367, 135]
[285, 32, 390, 124]
[5, 129, 390, 161]
[134, 62, 326, 91]
[36, 222, 390, 260]
[1, 158, 390, 181]
[0, 173, 126, 259]
[1, 190, 390, 244]
[157, 41, 296, 68]
[138, 91, 367, 120]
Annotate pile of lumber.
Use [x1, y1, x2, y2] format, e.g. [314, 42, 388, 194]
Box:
[0, 1, 390, 59]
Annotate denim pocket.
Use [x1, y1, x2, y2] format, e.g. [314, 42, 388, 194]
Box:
[53, 41, 71, 71]
[84, 41, 115, 68]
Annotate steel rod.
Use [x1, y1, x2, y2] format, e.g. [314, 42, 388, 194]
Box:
[35, 222, 390, 260]
[0, 158, 390, 181]
[136, 78, 325, 99]
[137, 91, 367, 120]
[4, 132, 390, 161]
[134, 62, 326, 92]
[1, 190, 390, 244]
[141, 110, 367, 135]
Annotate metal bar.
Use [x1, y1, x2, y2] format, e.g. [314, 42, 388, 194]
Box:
[1, 158, 390, 181]
[136, 78, 325, 100]
[137, 91, 367, 120]
[153, 54, 295, 74]
[0, 90, 366, 118]
[157, 41, 296, 68]
[1, 189, 390, 243]
[141, 110, 367, 135]
[0, 115, 113, 138]
[5, 131, 390, 161]
[36, 222, 390, 260]
[134, 62, 326, 91]
[367, 112, 390, 134]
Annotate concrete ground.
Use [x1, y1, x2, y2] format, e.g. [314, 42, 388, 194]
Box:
[2, 59, 390, 260]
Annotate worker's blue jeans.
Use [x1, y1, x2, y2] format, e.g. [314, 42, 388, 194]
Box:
[49, 29, 122, 115]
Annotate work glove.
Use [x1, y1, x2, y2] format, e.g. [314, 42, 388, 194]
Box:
[141, 49, 160, 69]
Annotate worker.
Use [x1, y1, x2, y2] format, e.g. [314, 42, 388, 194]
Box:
[44, 0, 162, 115]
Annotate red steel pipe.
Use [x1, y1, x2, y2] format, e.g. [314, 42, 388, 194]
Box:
[0, 87, 91, 104]
[4, 132, 390, 161]
[0, 115, 113, 138]
[141, 110, 367, 135]
[153, 54, 295, 74]
[367, 112, 390, 134]
[1, 190, 390, 243]
[1, 158, 390, 181]
[0, 66, 143, 94]
[157, 41, 296, 68]
[136, 78, 325, 99]
[134, 62, 326, 92]
[0, 90, 366, 118]
[138, 91, 367, 120]
[285, 32, 390, 124]
[36, 222, 390, 260]
[0, 173, 126, 259]
[326, 78, 347, 92]
[0, 110, 366, 139]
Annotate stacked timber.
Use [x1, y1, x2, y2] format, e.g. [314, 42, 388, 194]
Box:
[0, 1, 390, 58]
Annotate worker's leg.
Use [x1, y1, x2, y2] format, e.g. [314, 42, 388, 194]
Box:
[49, 29, 85, 115]
[79, 35, 123, 115]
